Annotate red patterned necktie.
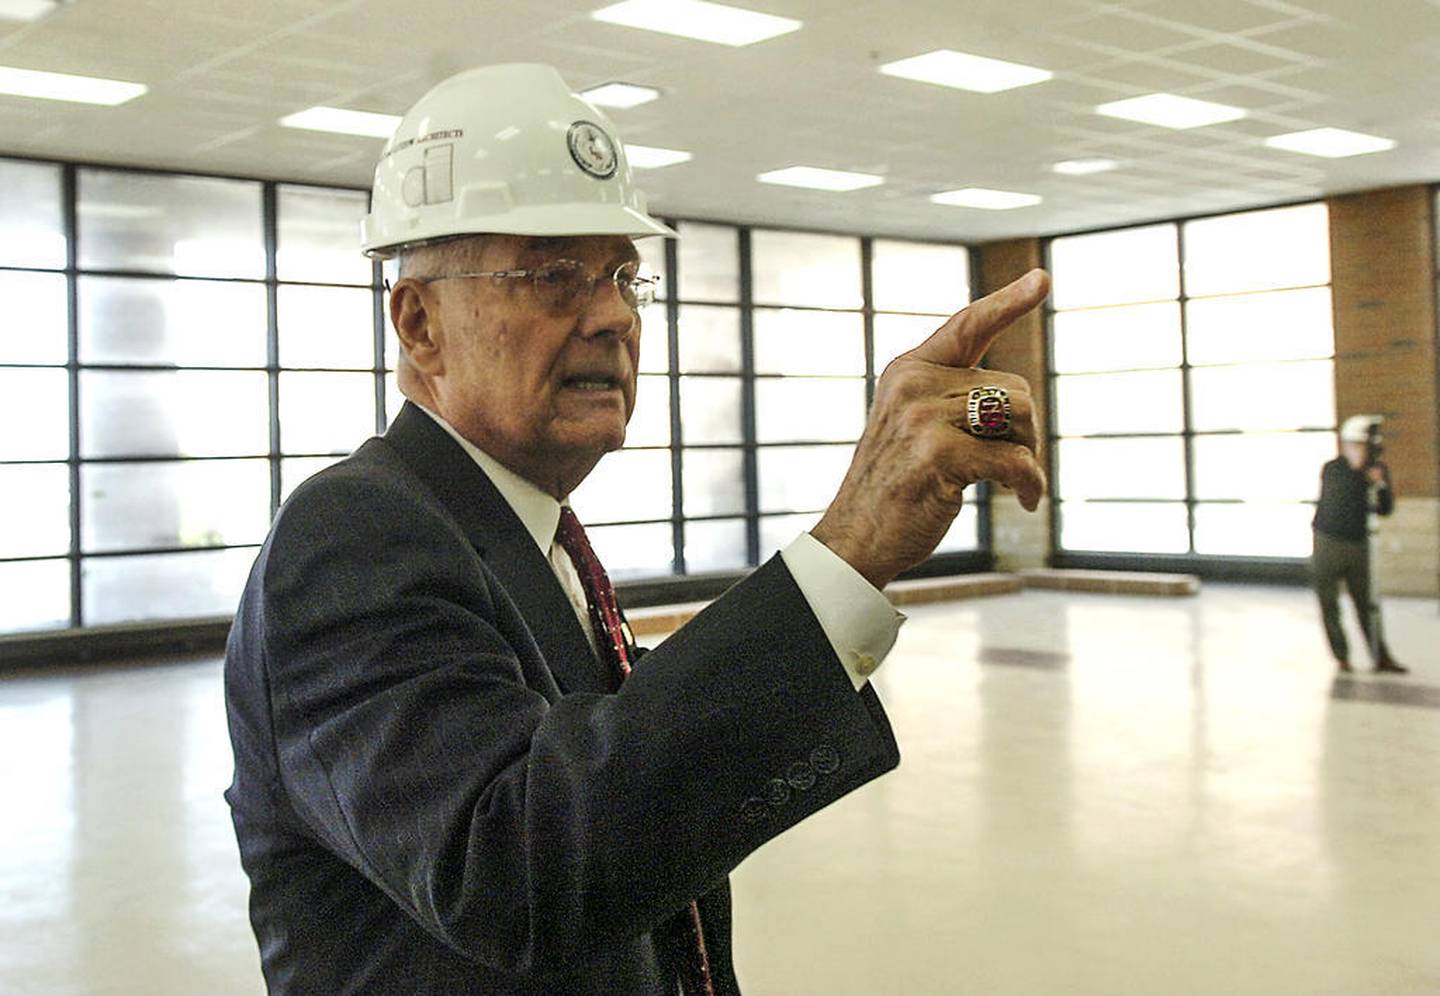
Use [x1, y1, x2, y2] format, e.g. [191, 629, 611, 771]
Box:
[553, 506, 716, 996]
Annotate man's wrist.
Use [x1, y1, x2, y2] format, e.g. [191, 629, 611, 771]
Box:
[810, 519, 892, 591]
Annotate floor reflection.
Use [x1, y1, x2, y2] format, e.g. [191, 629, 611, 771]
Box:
[0, 688, 76, 969]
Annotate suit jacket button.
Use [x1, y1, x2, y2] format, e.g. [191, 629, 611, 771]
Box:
[810, 745, 841, 775]
[740, 797, 769, 823]
[786, 760, 816, 791]
[764, 778, 791, 808]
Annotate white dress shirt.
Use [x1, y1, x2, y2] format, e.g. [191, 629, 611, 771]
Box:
[416, 405, 903, 689]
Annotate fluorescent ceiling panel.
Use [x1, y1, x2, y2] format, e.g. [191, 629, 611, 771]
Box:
[1263, 127, 1395, 158]
[0, 0, 60, 21]
[626, 144, 693, 169]
[0, 65, 146, 105]
[1053, 158, 1119, 175]
[879, 49, 1053, 93]
[1096, 93, 1246, 129]
[931, 187, 1042, 210]
[756, 166, 885, 191]
[279, 106, 401, 138]
[592, 0, 801, 46]
[581, 82, 662, 108]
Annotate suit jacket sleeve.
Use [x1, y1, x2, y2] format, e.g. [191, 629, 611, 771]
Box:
[258, 468, 900, 979]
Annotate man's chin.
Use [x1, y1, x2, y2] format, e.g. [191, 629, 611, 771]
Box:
[552, 418, 628, 458]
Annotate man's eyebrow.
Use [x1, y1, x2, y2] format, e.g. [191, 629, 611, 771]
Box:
[529, 236, 572, 254]
[520, 236, 639, 269]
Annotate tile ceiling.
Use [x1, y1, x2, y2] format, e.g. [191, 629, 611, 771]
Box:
[1, 0, 1438, 243]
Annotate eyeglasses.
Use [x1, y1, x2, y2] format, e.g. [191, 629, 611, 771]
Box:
[419, 259, 660, 315]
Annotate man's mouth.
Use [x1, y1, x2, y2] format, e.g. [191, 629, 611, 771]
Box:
[561, 375, 623, 392]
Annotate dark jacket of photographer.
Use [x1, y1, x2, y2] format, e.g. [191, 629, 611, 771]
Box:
[1313, 457, 1393, 541]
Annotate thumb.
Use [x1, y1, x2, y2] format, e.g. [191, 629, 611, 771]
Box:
[904, 268, 1050, 368]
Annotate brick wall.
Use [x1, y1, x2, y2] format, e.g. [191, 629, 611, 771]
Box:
[1328, 185, 1439, 595]
[976, 238, 1051, 570]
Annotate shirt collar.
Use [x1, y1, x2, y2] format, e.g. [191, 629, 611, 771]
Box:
[414, 404, 561, 554]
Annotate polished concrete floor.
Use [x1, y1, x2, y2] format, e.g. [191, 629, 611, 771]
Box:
[1, 584, 1436, 995]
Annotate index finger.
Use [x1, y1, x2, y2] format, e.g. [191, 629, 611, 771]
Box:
[904, 268, 1050, 368]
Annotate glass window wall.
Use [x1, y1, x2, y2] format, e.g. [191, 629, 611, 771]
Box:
[0, 159, 382, 633]
[0, 156, 983, 634]
[1048, 203, 1335, 559]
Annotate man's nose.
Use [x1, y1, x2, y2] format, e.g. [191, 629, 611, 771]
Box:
[575, 278, 638, 342]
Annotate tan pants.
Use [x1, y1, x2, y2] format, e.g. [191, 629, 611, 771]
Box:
[1311, 529, 1389, 664]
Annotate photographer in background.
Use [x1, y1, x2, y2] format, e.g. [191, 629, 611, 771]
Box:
[1312, 414, 1407, 675]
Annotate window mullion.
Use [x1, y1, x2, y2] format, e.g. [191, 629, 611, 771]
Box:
[63, 162, 82, 628]
[1177, 222, 1197, 555]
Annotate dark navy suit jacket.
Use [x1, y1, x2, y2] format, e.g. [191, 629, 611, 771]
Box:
[224, 401, 900, 993]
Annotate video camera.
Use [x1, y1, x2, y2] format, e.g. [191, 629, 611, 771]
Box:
[1363, 422, 1384, 469]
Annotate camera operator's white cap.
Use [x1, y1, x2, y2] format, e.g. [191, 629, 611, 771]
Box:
[1339, 414, 1384, 442]
[361, 63, 675, 259]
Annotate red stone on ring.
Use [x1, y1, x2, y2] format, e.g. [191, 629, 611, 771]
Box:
[976, 396, 1007, 429]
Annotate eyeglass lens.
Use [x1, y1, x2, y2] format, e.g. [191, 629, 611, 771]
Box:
[531, 260, 652, 314]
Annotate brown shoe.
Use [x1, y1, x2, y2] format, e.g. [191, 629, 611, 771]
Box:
[1375, 660, 1409, 674]
[1337, 660, 1353, 673]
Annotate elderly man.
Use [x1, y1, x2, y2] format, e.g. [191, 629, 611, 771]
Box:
[224, 64, 1048, 994]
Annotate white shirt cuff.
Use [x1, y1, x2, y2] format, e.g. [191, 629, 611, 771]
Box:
[780, 531, 905, 690]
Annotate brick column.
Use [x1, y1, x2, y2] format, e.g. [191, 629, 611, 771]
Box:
[1328, 185, 1439, 596]
[976, 238, 1051, 570]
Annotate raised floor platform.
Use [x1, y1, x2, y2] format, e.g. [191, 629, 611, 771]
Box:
[627, 572, 1025, 636]
[1018, 568, 1200, 596]
[885, 572, 1025, 605]
[626, 569, 1200, 636]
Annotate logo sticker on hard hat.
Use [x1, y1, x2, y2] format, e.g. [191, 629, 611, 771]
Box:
[402, 144, 455, 208]
[567, 121, 618, 179]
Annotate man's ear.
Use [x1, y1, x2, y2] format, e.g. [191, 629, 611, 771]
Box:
[390, 279, 443, 375]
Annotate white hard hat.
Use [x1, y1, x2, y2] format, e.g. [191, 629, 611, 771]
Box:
[1339, 414, 1383, 443]
[361, 63, 675, 259]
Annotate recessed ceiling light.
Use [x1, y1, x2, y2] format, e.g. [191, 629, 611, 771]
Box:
[1053, 158, 1119, 175]
[757, 166, 885, 192]
[592, 0, 801, 47]
[581, 82, 663, 108]
[0, 0, 62, 23]
[931, 187, 1042, 210]
[1263, 127, 1395, 158]
[0, 65, 146, 105]
[626, 144, 693, 169]
[1096, 93, 1246, 129]
[878, 49, 1053, 94]
[278, 106, 401, 138]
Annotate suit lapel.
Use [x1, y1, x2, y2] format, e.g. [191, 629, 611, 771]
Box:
[381, 402, 615, 695]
